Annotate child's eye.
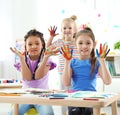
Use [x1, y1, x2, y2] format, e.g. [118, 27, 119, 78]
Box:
[87, 42, 91, 45]
[63, 27, 66, 30]
[69, 27, 72, 29]
[28, 44, 32, 46]
[79, 42, 82, 45]
[36, 43, 39, 45]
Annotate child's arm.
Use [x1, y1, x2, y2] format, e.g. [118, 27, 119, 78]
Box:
[20, 56, 32, 81]
[10, 47, 32, 81]
[46, 26, 59, 47]
[60, 45, 73, 86]
[62, 60, 72, 86]
[35, 56, 51, 80]
[98, 58, 112, 85]
[96, 43, 112, 85]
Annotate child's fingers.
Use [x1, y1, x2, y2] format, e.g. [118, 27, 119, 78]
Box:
[66, 45, 70, 52]
[14, 47, 21, 55]
[53, 48, 60, 54]
[48, 28, 50, 32]
[48, 26, 54, 34]
[60, 46, 72, 60]
[104, 49, 110, 58]
[70, 49, 73, 55]
[63, 45, 69, 52]
[48, 26, 52, 32]
[99, 43, 102, 54]
[21, 51, 25, 55]
[10, 47, 15, 53]
[61, 47, 66, 54]
[10, 47, 24, 56]
[96, 49, 100, 57]
[45, 46, 59, 56]
[10, 47, 19, 54]
[104, 44, 108, 52]
[102, 44, 108, 57]
[54, 26, 57, 32]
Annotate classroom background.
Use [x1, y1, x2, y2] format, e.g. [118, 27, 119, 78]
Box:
[0, 0, 120, 91]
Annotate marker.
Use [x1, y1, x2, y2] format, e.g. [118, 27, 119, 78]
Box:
[83, 98, 99, 101]
[0, 93, 21, 96]
[49, 97, 65, 99]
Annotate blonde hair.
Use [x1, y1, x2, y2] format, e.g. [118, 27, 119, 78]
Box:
[70, 15, 77, 21]
[61, 15, 78, 39]
[62, 15, 77, 22]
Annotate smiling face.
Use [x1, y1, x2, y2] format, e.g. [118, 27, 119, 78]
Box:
[25, 36, 43, 59]
[61, 20, 75, 41]
[76, 34, 95, 59]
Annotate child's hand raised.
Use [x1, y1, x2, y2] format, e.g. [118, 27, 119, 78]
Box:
[10, 47, 25, 57]
[60, 45, 73, 60]
[96, 43, 110, 58]
[48, 26, 59, 37]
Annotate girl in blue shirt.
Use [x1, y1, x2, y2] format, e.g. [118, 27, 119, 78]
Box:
[62, 27, 112, 115]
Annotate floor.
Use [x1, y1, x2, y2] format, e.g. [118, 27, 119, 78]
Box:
[0, 104, 120, 115]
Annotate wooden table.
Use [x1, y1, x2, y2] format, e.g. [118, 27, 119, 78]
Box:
[0, 83, 22, 89]
[0, 90, 119, 115]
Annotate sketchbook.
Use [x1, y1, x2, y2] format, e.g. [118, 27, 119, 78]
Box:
[71, 91, 117, 99]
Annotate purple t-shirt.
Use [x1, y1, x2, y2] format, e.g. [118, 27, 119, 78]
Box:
[14, 56, 56, 89]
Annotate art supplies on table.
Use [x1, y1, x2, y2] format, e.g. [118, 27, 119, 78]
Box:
[71, 91, 117, 99]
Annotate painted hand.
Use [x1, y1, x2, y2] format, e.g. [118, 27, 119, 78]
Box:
[44, 45, 59, 56]
[60, 45, 73, 60]
[96, 43, 110, 58]
[10, 47, 25, 57]
[48, 26, 59, 37]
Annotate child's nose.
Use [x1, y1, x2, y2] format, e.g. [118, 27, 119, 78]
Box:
[67, 29, 70, 32]
[32, 45, 36, 48]
[82, 44, 87, 48]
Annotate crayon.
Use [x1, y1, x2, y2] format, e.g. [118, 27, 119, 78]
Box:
[0, 93, 21, 96]
[83, 98, 99, 101]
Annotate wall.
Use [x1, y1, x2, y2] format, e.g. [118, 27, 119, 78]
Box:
[0, 0, 14, 78]
[0, 0, 38, 79]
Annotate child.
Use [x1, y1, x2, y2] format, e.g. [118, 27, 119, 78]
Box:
[47, 15, 79, 115]
[47, 15, 78, 85]
[10, 29, 57, 115]
[62, 27, 112, 115]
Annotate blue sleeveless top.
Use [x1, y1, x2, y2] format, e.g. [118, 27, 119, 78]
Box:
[70, 58, 100, 91]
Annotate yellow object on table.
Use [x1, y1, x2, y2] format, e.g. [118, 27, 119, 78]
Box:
[25, 108, 38, 115]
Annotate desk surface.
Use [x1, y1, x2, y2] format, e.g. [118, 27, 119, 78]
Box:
[0, 89, 119, 115]
[0, 90, 119, 108]
[0, 95, 118, 107]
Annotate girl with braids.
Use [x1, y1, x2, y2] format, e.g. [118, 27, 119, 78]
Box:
[62, 27, 112, 115]
[10, 29, 56, 115]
